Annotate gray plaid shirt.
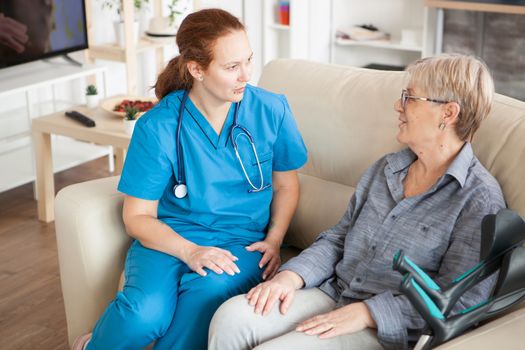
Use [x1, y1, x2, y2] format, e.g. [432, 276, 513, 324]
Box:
[281, 143, 505, 349]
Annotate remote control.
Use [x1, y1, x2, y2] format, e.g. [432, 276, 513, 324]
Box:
[65, 110, 96, 127]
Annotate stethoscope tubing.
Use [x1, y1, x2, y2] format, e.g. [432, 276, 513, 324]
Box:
[174, 90, 269, 198]
[233, 131, 268, 193]
[176, 92, 188, 185]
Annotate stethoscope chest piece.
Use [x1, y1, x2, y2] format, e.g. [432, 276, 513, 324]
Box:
[173, 183, 188, 199]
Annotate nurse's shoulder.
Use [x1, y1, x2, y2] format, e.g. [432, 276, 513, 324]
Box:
[135, 90, 184, 131]
[243, 84, 291, 123]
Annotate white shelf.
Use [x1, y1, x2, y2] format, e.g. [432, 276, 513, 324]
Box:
[335, 38, 423, 53]
[331, 0, 434, 68]
[0, 59, 109, 194]
[0, 136, 110, 192]
[268, 23, 290, 31]
[0, 61, 107, 98]
[85, 0, 166, 95]
[0, 107, 29, 142]
[262, 0, 329, 65]
[88, 37, 171, 62]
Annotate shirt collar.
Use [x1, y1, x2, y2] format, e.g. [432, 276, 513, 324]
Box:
[386, 148, 416, 174]
[386, 142, 473, 188]
[445, 142, 473, 188]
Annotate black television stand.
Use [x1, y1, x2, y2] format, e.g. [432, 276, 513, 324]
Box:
[61, 54, 83, 67]
[43, 54, 83, 67]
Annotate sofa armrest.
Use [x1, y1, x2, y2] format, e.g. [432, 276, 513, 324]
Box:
[55, 176, 131, 346]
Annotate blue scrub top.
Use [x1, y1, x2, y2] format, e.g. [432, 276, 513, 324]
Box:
[118, 85, 308, 246]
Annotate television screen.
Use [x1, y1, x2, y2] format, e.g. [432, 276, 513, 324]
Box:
[0, 0, 88, 68]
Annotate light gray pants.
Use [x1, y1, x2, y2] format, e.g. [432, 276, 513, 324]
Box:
[208, 288, 383, 350]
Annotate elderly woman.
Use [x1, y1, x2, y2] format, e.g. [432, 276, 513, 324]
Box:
[208, 54, 505, 350]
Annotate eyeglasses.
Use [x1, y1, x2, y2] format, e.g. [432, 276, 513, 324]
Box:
[401, 89, 449, 109]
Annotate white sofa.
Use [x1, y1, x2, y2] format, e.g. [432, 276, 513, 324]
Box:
[55, 59, 525, 348]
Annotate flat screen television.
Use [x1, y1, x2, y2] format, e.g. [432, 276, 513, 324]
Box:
[0, 0, 88, 69]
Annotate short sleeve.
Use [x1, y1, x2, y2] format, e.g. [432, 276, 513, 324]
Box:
[117, 118, 173, 200]
[272, 95, 308, 171]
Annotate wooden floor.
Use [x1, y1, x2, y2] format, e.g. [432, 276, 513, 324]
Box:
[0, 157, 112, 350]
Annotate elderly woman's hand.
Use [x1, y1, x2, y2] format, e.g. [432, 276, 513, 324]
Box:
[245, 238, 282, 280]
[246, 270, 304, 316]
[296, 302, 376, 338]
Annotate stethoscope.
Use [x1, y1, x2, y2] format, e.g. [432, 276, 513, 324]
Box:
[173, 91, 271, 199]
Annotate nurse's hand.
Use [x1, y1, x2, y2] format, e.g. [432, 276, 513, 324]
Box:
[183, 244, 240, 277]
[245, 270, 304, 316]
[245, 239, 281, 280]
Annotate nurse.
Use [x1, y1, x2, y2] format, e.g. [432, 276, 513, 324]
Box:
[72, 8, 307, 350]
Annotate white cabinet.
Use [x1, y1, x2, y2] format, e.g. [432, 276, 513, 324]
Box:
[0, 62, 111, 192]
[331, 0, 436, 68]
[260, 0, 436, 70]
[262, 0, 331, 65]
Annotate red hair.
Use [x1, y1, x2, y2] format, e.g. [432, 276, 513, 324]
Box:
[154, 8, 245, 99]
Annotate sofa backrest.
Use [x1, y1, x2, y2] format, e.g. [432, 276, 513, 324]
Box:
[258, 59, 525, 250]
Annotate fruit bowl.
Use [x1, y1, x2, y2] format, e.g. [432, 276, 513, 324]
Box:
[101, 95, 158, 117]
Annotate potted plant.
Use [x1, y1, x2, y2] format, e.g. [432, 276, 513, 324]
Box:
[86, 84, 100, 108]
[168, 0, 187, 28]
[123, 105, 139, 135]
[147, 0, 188, 38]
[100, 0, 149, 47]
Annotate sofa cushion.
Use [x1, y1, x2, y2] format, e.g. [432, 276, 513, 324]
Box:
[259, 59, 406, 189]
[285, 173, 355, 249]
[472, 94, 525, 216]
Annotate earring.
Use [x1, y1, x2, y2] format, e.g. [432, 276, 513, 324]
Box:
[198, 76, 203, 81]
[439, 121, 446, 130]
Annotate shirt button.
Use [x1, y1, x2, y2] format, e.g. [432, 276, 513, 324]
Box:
[356, 277, 362, 283]
[372, 245, 376, 250]
[391, 215, 396, 219]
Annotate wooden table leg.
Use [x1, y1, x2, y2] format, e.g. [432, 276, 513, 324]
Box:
[33, 131, 55, 223]
[114, 147, 127, 175]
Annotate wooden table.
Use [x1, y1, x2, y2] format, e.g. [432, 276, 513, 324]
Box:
[32, 106, 131, 222]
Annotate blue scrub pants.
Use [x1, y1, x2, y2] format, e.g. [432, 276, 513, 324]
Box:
[87, 240, 263, 350]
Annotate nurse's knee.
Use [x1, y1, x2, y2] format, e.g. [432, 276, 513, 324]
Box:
[209, 294, 259, 349]
[115, 290, 175, 334]
[200, 268, 261, 298]
[191, 272, 240, 299]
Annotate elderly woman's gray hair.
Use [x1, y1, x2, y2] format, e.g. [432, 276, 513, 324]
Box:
[406, 54, 494, 141]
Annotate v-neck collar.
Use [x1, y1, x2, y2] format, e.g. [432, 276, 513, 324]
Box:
[181, 95, 236, 149]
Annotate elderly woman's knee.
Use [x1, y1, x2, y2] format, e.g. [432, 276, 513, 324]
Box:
[209, 294, 260, 350]
[210, 294, 255, 331]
